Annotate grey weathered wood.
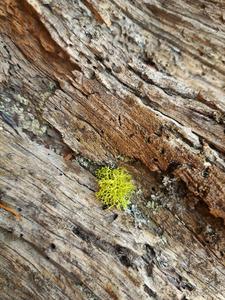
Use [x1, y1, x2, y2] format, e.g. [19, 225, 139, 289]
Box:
[1, 0, 225, 299]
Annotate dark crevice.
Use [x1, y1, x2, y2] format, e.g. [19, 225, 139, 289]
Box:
[72, 223, 137, 269]
[142, 244, 156, 277]
[194, 200, 224, 230]
[0, 111, 20, 135]
[50, 243, 56, 251]
[166, 161, 182, 175]
[143, 284, 157, 298]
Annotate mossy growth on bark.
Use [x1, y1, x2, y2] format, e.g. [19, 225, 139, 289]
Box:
[96, 167, 136, 210]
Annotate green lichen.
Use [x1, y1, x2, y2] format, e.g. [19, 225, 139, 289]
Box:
[96, 167, 135, 210]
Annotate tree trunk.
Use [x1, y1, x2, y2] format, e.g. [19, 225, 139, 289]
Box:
[1, 0, 225, 299]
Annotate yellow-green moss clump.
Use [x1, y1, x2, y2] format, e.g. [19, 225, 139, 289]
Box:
[96, 167, 135, 210]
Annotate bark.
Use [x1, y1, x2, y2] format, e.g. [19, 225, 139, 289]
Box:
[0, 0, 225, 299]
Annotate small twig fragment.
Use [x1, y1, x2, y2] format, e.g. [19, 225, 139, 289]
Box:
[0, 203, 21, 220]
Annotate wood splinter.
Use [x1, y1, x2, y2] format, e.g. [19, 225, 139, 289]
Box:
[0, 202, 21, 220]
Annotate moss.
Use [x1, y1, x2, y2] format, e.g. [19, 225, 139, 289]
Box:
[96, 167, 135, 210]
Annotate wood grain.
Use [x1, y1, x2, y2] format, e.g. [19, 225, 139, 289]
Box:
[1, 0, 225, 299]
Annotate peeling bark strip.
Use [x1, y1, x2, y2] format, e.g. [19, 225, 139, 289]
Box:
[1, 0, 225, 299]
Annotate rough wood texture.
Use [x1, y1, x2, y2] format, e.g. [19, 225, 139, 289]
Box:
[1, 0, 225, 299]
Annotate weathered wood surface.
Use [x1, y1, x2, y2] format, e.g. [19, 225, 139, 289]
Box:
[1, 0, 225, 299]
[1, 122, 225, 300]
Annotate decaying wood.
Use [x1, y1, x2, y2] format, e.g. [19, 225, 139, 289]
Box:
[1, 0, 225, 299]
